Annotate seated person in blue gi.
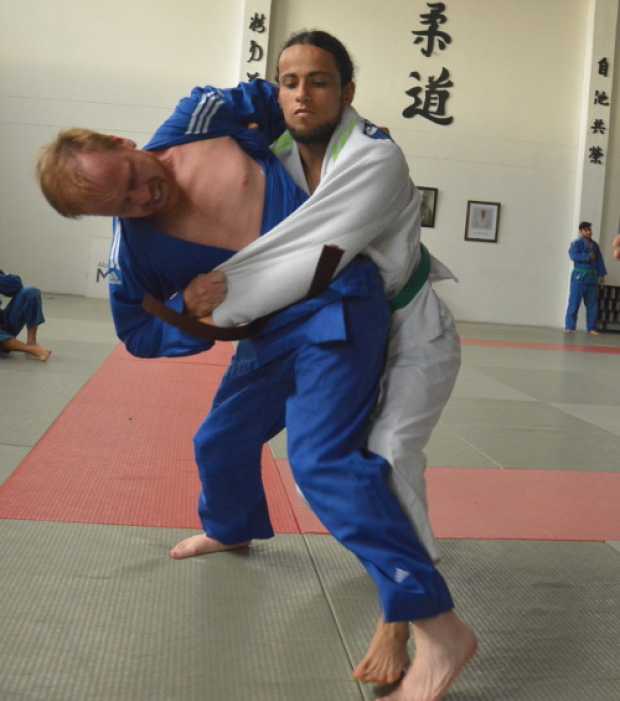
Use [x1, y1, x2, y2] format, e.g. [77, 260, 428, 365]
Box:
[0, 270, 51, 361]
[37, 32, 476, 701]
[564, 221, 607, 335]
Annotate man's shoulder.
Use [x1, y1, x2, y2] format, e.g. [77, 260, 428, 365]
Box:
[360, 118, 392, 141]
[349, 114, 407, 173]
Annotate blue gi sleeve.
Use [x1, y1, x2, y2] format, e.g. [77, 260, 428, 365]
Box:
[0, 273, 24, 297]
[594, 242, 608, 277]
[108, 220, 214, 359]
[144, 79, 284, 152]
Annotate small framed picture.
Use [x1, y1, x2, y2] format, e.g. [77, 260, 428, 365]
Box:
[465, 201, 501, 242]
[418, 187, 438, 228]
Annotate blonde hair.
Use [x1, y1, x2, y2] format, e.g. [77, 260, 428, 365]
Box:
[36, 128, 122, 218]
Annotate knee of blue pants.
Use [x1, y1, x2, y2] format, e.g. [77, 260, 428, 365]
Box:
[17, 287, 44, 327]
[21, 286, 41, 301]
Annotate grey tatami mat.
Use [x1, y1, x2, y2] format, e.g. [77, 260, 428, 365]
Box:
[270, 429, 288, 459]
[0, 523, 364, 701]
[305, 536, 620, 701]
[0, 445, 29, 485]
[479, 367, 620, 406]
[0, 340, 117, 447]
[457, 321, 620, 349]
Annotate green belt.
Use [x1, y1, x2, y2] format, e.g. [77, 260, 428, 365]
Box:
[573, 266, 598, 281]
[390, 244, 431, 311]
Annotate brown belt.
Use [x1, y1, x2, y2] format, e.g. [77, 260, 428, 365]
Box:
[142, 244, 345, 342]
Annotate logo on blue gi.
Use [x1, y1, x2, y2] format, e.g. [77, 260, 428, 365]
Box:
[363, 120, 391, 140]
[97, 264, 120, 285]
[394, 567, 410, 584]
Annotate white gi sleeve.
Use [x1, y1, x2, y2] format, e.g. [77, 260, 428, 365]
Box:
[212, 142, 411, 326]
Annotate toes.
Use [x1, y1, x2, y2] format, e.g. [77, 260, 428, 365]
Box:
[169, 541, 195, 559]
[353, 666, 399, 686]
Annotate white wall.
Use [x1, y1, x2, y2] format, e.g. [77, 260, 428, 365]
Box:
[1, 0, 618, 325]
[601, 6, 620, 285]
[269, 0, 598, 325]
[0, 0, 242, 297]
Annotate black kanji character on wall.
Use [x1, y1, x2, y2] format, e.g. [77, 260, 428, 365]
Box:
[403, 67, 454, 125]
[589, 145, 604, 164]
[249, 12, 267, 33]
[412, 2, 451, 57]
[247, 40, 264, 63]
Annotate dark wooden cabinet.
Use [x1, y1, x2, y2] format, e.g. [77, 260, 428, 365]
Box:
[597, 284, 620, 332]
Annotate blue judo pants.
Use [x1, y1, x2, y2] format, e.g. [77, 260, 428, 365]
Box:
[565, 274, 598, 332]
[193, 289, 454, 623]
[0, 287, 45, 343]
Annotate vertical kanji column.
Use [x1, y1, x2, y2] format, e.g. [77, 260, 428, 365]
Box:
[238, 0, 273, 83]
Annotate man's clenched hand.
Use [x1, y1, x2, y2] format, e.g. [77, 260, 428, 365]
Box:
[183, 271, 227, 318]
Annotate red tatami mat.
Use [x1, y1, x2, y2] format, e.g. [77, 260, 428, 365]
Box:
[426, 468, 620, 541]
[0, 344, 299, 533]
[2, 341, 619, 542]
[274, 459, 620, 542]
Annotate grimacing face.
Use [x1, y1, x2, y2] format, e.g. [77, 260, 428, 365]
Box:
[74, 141, 175, 218]
[277, 44, 355, 145]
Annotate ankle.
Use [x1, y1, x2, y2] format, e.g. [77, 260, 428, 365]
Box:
[383, 621, 410, 642]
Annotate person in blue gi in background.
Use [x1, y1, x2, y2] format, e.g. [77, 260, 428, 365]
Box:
[37, 33, 476, 700]
[0, 270, 51, 361]
[564, 221, 607, 335]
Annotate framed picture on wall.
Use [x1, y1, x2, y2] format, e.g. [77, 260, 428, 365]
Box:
[465, 201, 501, 242]
[418, 186, 438, 228]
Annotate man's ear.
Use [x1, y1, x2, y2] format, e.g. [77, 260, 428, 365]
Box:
[111, 136, 137, 150]
[342, 81, 356, 107]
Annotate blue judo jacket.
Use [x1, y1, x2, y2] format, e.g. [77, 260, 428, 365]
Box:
[568, 237, 607, 283]
[108, 80, 381, 363]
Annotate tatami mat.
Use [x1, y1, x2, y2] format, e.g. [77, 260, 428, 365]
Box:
[305, 536, 620, 701]
[3, 331, 619, 541]
[0, 522, 364, 701]
[2, 298, 620, 700]
[272, 458, 620, 541]
[6, 519, 617, 701]
[0, 344, 299, 533]
[461, 337, 620, 355]
[0, 445, 29, 485]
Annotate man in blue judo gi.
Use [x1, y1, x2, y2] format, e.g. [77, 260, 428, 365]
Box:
[37, 33, 476, 700]
[0, 271, 51, 361]
[564, 221, 607, 334]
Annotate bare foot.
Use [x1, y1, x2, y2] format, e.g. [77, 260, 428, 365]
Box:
[588, 330, 600, 336]
[169, 533, 249, 560]
[382, 611, 477, 701]
[353, 618, 410, 685]
[33, 346, 51, 361]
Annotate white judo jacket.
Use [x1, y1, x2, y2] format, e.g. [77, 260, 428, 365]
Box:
[214, 107, 460, 560]
[213, 106, 454, 331]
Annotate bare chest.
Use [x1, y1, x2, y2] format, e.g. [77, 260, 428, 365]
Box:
[155, 138, 265, 252]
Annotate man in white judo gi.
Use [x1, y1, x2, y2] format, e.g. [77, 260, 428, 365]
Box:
[211, 30, 473, 700]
